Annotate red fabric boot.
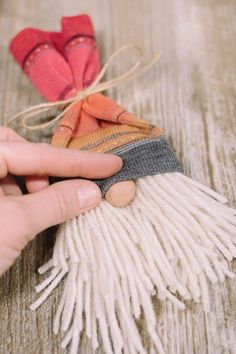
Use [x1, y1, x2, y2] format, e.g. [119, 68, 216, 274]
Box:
[10, 28, 76, 101]
[51, 14, 101, 90]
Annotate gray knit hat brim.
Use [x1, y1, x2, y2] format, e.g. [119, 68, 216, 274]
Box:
[94, 136, 183, 195]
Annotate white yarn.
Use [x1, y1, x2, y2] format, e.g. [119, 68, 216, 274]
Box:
[31, 172, 236, 353]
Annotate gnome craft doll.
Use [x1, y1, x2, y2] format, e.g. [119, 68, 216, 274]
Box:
[10, 14, 236, 354]
[10, 14, 154, 207]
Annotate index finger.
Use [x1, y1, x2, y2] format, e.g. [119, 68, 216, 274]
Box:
[0, 141, 123, 179]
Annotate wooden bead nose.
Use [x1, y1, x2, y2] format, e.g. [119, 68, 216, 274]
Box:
[105, 180, 136, 207]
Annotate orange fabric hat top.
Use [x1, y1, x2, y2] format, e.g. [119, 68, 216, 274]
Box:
[52, 93, 162, 153]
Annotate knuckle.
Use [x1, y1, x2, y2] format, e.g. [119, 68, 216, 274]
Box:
[0, 153, 8, 178]
[35, 143, 50, 174]
[53, 187, 72, 221]
[69, 158, 83, 176]
[74, 154, 87, 176]
[1, 198, 32, 240]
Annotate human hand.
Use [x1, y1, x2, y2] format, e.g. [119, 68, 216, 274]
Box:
[0, 127, 122, 275]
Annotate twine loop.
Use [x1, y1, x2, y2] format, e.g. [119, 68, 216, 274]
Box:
[6, 45, 161, 131]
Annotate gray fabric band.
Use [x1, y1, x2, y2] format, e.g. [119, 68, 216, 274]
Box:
[94, 136, 183, 195]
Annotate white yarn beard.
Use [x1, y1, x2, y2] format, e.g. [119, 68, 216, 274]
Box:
[30, 172, 236, 354]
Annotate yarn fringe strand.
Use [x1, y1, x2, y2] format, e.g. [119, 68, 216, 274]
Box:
[31, 172, 236, 354]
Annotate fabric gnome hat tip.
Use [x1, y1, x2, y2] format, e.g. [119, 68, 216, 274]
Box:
[49, 31, 62, 53]
[54, 14, 101, 91]
[50, 14, 95, 54]
[61, 14, 95, 37]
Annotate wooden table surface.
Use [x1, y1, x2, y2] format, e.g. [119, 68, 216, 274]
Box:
[0, 0, 236, 353]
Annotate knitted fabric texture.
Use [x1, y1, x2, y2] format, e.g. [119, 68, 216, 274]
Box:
[51, 93, 183, 194]
[95, 138, 183, 193]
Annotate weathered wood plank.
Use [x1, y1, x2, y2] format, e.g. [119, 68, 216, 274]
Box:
[0, 0, 235, 353]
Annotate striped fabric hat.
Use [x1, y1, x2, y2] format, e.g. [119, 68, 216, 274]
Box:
[52, 93, 183, 194]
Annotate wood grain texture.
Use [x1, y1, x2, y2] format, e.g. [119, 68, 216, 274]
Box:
[0, 0, 236, 353]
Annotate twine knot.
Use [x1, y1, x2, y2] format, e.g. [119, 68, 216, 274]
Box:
[7, 45, 161, 131]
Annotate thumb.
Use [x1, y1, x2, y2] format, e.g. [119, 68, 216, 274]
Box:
[19, 179, 101, 237]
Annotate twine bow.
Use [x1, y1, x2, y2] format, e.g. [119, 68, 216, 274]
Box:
[6, 45, 161, 131]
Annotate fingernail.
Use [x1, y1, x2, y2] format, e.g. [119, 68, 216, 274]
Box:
[77, 185, 100, 209]
[106, 155, 123, 172]
[113, 155, 123, 169]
